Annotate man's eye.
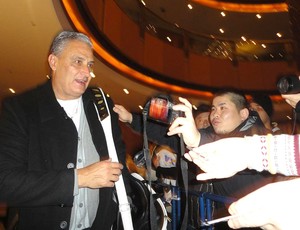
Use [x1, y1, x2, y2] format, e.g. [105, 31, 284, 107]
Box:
[75, 60, 82, 65]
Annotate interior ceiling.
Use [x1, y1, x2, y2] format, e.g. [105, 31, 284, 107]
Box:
[114, 0, 293, 62]
[0, 0, 295, 122]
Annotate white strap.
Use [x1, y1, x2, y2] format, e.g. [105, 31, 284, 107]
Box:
[93, 88, 133, 230]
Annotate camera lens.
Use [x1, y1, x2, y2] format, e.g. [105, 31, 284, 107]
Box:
[277, 74, 300, 94]
[277, 77, 290, 94]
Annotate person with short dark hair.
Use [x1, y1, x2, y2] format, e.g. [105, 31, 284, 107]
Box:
[193, 103, 211, 129]
[249, 93, 281, 133]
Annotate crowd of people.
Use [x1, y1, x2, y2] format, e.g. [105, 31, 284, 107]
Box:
[0, 29, 300, 230]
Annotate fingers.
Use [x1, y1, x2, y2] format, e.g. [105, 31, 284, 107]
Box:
[113, 104, 132, 123]
[78, 160, 124, 189]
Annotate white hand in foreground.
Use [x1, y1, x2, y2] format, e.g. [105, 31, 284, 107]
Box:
[184, 137, 249, 180]
[228, 178, 300, 230]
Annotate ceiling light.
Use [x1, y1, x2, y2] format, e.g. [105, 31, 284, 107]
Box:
[219, 28, 224, 33]
[241, 36, 246, 41]
[276, 32, 282, 38]
[187, 4, 193, 9]
[138, 105, 143, 110]
[123, 89, 129, 94]
[192, 105, 197, 110]
[221, 12, 226, 17]
[90, 72, 96, 78]
[270, 54, 274, 58]
[261, 44, 266, 48]
[9, 88, 15, 94]
[251, 40, 257, 45]
[167, 37, 172, 42]
[46, 75, 50, 79]
[140, 0, 146, 6]
[106, 94, 110, 97]
[287, 115, 292, 120]
[256, 14, 262, 19]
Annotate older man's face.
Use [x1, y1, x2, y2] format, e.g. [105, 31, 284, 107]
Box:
[49, 40, 94, 100]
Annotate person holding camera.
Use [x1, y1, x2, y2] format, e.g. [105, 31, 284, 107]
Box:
[184, 95, 300, 229]
[167, 90, 276, 200]
[182, 74, 300, 229]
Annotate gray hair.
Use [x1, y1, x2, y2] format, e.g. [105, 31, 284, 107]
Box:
[49, 31, 93, 56]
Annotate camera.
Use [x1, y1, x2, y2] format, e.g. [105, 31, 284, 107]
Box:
[145, 95, 184, 124]
[277, 74, 300, 94]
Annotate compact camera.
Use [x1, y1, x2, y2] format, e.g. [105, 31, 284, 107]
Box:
[146, 95, 184, 124]
[277, 74, 300, 94]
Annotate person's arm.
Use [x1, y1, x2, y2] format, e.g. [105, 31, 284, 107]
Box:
[227, 178, 300, 230]
[113, 104, 181, 152]
[185, 134, 300, 180]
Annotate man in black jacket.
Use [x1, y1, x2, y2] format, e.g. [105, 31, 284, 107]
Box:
[0, 31, 127, 230]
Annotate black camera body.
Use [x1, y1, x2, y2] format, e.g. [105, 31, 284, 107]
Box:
[146, 95, 184, 124]
[277, 74, 300, 94]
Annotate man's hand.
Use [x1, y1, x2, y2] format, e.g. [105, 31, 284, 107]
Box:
[167, 97, 200, 148]
[77, 159, 123, 188]
[113, 104, 133, 123]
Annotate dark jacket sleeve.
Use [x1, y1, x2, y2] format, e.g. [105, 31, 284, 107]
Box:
[0, 96, 74, 207]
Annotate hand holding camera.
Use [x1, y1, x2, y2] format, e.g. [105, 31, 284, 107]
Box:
[167, 97, 201, 148]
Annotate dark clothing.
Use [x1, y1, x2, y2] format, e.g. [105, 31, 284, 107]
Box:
[0, 80, 127, 230]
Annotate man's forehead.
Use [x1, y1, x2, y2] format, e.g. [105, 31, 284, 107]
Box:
[213, 96, 231, 106]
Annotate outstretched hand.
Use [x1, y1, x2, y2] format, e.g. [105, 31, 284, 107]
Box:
[113, 104, 133, 123]
[184, 137, 249, 180]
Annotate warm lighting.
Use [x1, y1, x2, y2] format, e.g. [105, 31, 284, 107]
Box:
[61, 0, 215, 100]
[219, 28, 224, 33]
[140, 0, 146, 6]
[167, 37, 172, 42]
[123, 89, 129, 94]
[256, 14, 261, 19]
[191, 0, 287, 13]
[220, 12, 226, 17]
[251, 40, 256, 45]
[241, 36, 246, 41]
[106, 94, 110, 97]
[192, 105, 197, 110]
[9, 88, 15, 94]
[138, 105, 143, 110]
[276, 32, 282, 38]
[187, 4, 193, 9]
[261, 44, 266, 48]
[90, 72, 96, 78]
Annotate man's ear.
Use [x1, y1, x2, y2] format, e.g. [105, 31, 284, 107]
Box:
[240, 108, 249, 121]
[48, 54, 57, 71]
